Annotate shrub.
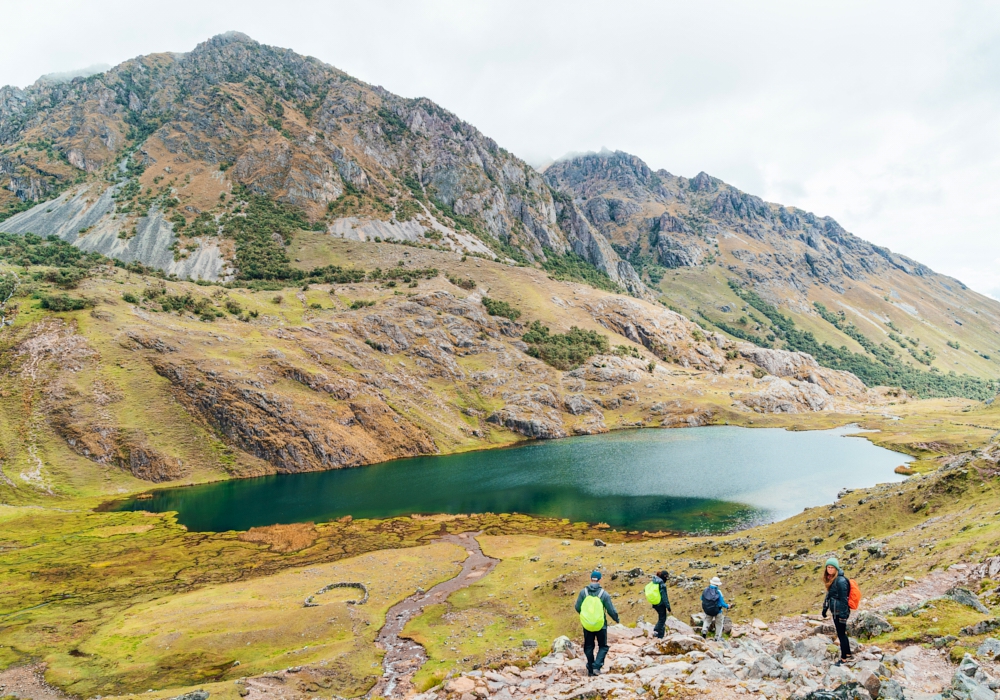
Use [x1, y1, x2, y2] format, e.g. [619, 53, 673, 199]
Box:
[41, 267, 86, 289]
[350, 300, 376, 310]
[447, 274, 476, 291]
[482, 297, 521, 321]
[122, 292, 139, 304]
[224, 299, 243, 315]
[522, 321, 609, 370]
[613, 344, 641, 359]
[39, 294, 93, 311]
[271, 295, 283, 304]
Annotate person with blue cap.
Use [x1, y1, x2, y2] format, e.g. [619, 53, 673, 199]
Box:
[574, 569, 619, 676]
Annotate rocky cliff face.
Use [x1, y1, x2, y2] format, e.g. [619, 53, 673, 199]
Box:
[544, 150, 1000, 378]
[0, 33, 640, 290]
[544, 150, 941, 295]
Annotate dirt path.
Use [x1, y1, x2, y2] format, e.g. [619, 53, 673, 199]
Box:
[367, 532, 499, 699]
[0, 664, 68, 700]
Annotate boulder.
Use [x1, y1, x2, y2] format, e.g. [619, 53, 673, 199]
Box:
[655, 634, 708, 656]
[855, 668, 881, 699]
[794, 636, 833, 663]
[945, 587, 991, 614]
[976, 637, 1000, 661]
[847, 611, 894, 639]
[951, 672, 995, 700]
[552, 635, 575, 656]
[962, 619, 1000, 636]
[854, 660, 891, 681]
[686, 657, 737, 684]
[606, 623, 643, 642]
[747, 653, 783, 679]
[168, 693, 209, 700]
[446, 677, 477, 694]
[793, 683, 872, 700]
[824, 663, 857, 688]
[665, 616, 696, 636]
[877, 679, 905, 699]
[635, 661, 693, 689]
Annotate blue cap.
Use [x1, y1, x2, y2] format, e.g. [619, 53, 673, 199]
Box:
[591, 570, 602, 580]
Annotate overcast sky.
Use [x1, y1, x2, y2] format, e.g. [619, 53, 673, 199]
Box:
[4, 1, 1000, 300]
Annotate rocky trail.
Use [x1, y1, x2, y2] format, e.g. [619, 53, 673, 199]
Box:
[414, 560, 1000, 700]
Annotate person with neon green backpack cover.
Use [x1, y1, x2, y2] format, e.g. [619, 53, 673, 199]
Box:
[574, 570, 619, 676]
[644, 569, 672, 638]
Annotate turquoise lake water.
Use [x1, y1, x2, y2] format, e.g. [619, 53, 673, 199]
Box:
[113, 425, 909, 533]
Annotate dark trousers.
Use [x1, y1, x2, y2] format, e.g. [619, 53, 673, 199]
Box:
[652, 603, 668, 638]
[833, 617, 851, 659]
[583, 628, 609, 671]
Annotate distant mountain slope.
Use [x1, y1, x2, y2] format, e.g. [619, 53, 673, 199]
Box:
[544, 150, 1000, 382]
[0, 33, 642, 291]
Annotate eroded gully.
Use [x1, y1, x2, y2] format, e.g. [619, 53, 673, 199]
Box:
[367, 532, 500, 699]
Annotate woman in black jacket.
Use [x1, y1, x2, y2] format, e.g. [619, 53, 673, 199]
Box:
[650, 570, 672, 638]
[822, 557, 853, 664]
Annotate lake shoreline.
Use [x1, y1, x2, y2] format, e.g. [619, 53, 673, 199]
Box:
[108, 423, 911, 535]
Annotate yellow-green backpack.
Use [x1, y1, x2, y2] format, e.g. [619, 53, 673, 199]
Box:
[644, 581, 661, 605]
[580, 592, 605, 632]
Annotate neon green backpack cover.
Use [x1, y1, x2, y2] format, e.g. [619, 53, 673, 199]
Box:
[580, 592, 605, 632]
[644, 581, 661, 605]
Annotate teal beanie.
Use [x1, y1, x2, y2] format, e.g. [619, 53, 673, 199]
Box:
[825, 557, 840, 569]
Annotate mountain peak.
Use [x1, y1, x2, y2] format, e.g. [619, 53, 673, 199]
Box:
[200, 31, 259, 48]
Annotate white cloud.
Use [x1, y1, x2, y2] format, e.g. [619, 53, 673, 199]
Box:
[2, 0, 999, 300]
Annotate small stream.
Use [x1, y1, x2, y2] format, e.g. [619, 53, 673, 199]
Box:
[367, 533, 499, 699]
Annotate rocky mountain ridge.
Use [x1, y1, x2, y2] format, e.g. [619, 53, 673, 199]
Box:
[544, 150, 1000, 380]
[0, 33, 642, 291]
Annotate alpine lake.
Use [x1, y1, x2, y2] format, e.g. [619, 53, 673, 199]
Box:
[114, 425, 910, 534]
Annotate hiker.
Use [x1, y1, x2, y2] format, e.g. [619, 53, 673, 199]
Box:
[700, 576, 730, 640]
[822, 557, 853, 664]
[575, 570, 620, 676]
[645, 570, 672, 638]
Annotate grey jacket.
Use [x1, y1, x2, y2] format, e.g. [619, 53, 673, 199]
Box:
[575, 583, 620, 630]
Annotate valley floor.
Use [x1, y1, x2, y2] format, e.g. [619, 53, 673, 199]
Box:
[0, 242, 999, 700]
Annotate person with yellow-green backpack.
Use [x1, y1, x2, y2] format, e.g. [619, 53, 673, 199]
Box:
[574, 570, 620, 676]
[644, 570, 671, 638]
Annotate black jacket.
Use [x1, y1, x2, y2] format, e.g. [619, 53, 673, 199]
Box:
[823, 572, 851, 620]
[651, 575, 671, 611]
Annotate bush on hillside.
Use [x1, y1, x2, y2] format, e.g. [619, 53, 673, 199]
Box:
[482, 297, 521, 321]
[39, 294, 93, 311]
[522, 321, 609, 370]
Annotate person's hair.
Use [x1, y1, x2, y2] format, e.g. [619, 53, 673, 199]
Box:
[823, 565, 838, 590]
[657, 570, 668, 580]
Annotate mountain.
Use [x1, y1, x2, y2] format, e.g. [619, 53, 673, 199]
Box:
[545, 150, 1000, 381]
[0, 32, 643, 292]
[0, 33, 997, 392]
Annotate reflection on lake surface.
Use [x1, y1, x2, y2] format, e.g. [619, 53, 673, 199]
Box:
[114, 425, 909, 533]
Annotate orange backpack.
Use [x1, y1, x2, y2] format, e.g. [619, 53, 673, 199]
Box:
[847, 579, 861, 610]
